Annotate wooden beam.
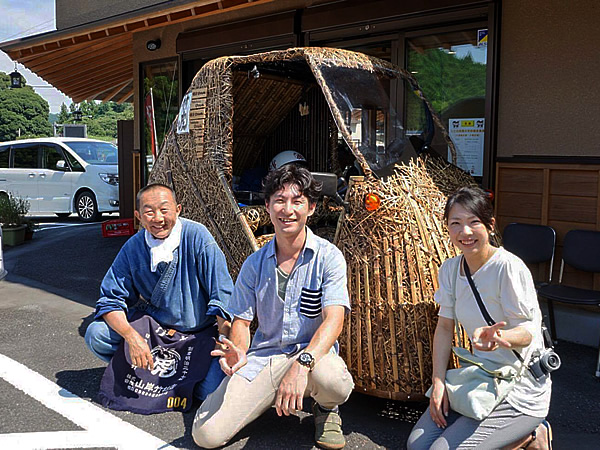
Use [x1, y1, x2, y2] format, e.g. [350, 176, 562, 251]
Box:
[4, 0, 275, 56]
[66, 68, 133, 98]
[40, 52, 133, 86]
[116, 89, 134, 103]
[67, 71, 132, 99]
[67, 66, 133, 96]
[22, 34, 131, 71]
[56, 59, 133, 93]
[95, 80, 130, 103]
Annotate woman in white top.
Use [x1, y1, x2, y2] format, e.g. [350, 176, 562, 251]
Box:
[407, 187, 552, 450]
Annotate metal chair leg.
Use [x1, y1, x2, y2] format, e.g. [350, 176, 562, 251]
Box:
[596, 335, 600, 378]
[547, 299, 557, 343]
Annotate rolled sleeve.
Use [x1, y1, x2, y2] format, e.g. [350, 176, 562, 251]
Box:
[227, 257, 257, 322]
[94, 264, 138, 320]
[434, 257, 460, 320]
[499, 257, 537, 335]
[321, 247, 350, 311]
[200, 242, 234, 320]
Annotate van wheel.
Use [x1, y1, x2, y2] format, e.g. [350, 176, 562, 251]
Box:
[56, 213, 70, 218]
[76, 191, 99, 222]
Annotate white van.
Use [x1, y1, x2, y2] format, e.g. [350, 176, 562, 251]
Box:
[0, 137, 119, 222]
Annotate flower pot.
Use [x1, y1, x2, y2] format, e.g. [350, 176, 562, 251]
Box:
[24, 230, 34, 241]
[2, 225, 26, 246]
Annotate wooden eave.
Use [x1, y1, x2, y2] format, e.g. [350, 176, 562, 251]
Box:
[0, 0, 292, 103]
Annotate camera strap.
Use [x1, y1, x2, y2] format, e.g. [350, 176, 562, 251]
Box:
[462, 256, 527, 367]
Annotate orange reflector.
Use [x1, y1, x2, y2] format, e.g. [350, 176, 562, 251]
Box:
[364, 193, 381, 211]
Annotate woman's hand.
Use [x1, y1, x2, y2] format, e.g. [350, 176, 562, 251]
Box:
[429, 378, 449, 428]
[472, 321, 511, 351]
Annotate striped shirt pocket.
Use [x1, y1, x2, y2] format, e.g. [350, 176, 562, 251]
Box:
[300, 287, 322, 318]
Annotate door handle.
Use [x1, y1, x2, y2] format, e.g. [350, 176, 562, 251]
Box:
[39, 173, 46, 178]
[28, 173, 36, 178]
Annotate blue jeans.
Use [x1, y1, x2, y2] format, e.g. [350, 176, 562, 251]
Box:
[85, 319, 225, 401]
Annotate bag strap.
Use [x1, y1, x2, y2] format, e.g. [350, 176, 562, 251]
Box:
[450, 257, 463, 345]
[462, 256, 527, 367]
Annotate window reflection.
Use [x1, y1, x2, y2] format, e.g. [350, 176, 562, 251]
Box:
[407, 29, 487, 178]
[142, 60, 179, 183]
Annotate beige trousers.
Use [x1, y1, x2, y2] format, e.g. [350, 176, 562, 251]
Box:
[192, 352, 354, 449]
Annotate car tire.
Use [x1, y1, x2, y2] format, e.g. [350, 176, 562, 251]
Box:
[55, 213, 71, 218]
[76, 191, 99, 222]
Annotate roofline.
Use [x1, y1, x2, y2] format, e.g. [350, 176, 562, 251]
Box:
[0, 0, 220, 50]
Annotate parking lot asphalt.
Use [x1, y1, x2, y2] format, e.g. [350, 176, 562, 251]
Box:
[0, 217, 599, 449]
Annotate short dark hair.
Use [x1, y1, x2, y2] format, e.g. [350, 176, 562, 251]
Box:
[136, 183, 177, 211]
[263, 165, 322, 204]
[444, 186, 494, 231]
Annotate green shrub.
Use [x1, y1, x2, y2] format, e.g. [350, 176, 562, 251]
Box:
[0, 194, 30, 227]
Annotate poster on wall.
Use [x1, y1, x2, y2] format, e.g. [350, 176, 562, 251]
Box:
[176, 92, 193, 134]
[448, 118, 485, 176]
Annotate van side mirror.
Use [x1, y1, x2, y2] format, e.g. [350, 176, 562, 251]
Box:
[56, 160, 67, 171]
[310, 172, 348, 211]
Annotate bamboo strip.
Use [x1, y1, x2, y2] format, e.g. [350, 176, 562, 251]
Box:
[383, 237, 400, 392]
[355, 262, 363, 381]
[363, 261, 376, 389]
[345, 262, 352, 370]
[373, 257, 385, 389]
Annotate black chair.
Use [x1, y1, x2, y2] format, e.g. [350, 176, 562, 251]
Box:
[537, 229, 600, 377]
[502, 223, 556, 289]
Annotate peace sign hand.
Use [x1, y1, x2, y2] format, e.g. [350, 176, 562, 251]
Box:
[211, 336, 247, 376]
[472, 321, 511, 351]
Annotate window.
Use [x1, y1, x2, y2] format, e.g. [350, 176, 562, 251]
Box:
[141, 59, 179, 182]
[0, 145, 9, 168]
[64, 141, 118, 165]
[13, 145, 40, 169]
[41, 145, 66, 170]
[63, 150, 84, 172]
[406, 27, 488, 179]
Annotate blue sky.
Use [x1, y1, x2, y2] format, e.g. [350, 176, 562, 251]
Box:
[0, 0, 71, 113]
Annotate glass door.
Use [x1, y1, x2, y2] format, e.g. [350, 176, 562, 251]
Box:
[406, 27, 488, 180]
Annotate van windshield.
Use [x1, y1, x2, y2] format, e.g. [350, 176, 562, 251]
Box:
[64, 141, 118, 165]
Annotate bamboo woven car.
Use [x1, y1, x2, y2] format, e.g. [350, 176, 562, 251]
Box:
[149, 47, 474, 400]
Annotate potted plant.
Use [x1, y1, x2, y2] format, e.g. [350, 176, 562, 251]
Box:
[0, 194, 30, 246]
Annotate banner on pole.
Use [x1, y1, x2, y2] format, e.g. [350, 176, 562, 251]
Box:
[144, 89, 158, 161]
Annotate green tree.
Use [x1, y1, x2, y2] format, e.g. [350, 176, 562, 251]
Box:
[0, 72, 52, 141]
[57, 103, 70, 123]
[58, 100, 133, 140]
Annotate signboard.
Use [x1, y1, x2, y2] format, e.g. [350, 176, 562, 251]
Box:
[177, 91, 193, 134]
[448, 118, 485, 177]
[477, 29, 488, 47]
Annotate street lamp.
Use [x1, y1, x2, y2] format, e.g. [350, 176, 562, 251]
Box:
[9, 63, 22, 88]
[72, 109, 83, 121]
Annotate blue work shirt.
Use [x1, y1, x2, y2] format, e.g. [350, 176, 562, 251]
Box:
[227, 227, 350, 381]
[95, 218, 233, 332]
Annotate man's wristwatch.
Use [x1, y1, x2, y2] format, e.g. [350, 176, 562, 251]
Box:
[297, 352, 315, 371]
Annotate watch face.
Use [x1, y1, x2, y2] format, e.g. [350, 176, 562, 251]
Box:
[299, 353, 313, 366]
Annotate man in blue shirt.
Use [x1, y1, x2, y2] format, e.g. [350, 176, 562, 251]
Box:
[85, 183, 234, 401]
[192, 165, 354, 449]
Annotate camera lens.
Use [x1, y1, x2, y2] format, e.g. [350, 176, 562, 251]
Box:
[541, 351, 561, 371]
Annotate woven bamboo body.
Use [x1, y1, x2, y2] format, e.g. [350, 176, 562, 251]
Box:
[149, 47, 474, 399]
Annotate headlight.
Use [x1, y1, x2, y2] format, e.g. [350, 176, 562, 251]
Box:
[99, 173, 119, 186]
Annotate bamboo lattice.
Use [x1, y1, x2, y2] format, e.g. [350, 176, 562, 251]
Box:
[148, 47, 473, 399]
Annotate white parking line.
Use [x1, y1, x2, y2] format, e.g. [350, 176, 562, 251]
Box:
[0, 354, 176, 450]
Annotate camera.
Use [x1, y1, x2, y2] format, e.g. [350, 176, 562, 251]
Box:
[528, 348, 561, 380]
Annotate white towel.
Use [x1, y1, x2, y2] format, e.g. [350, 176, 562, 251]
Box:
[144, 218, 182, 272]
